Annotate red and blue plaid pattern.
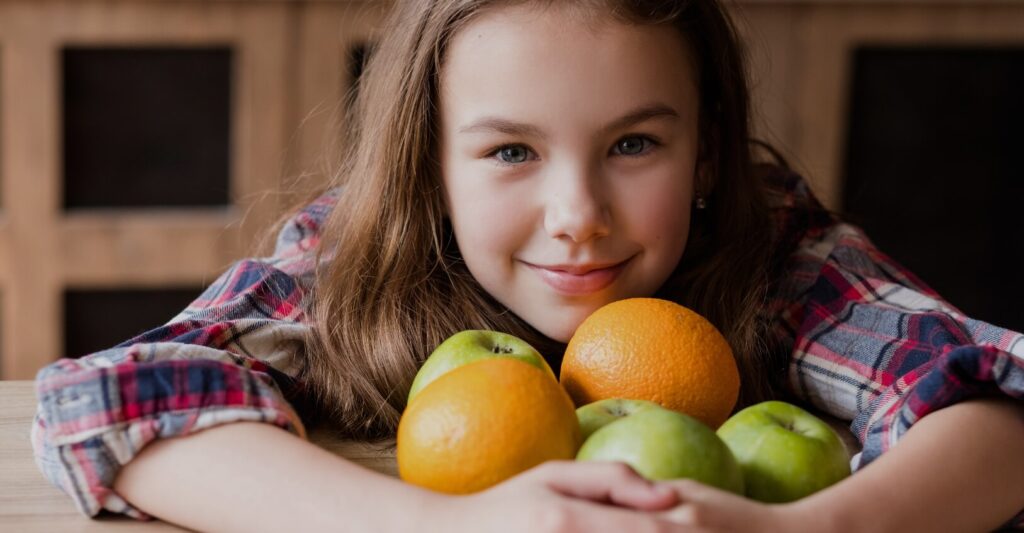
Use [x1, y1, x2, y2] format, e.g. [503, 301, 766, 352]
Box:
[32, 172, 1024, 527]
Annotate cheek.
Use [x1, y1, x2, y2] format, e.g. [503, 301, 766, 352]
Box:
[642, 198, 691, 247]
[623, 177, 692, 251]
[445, 175, 531, 273]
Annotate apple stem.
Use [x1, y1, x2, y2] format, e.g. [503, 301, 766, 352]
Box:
[767, 413, 797, 432]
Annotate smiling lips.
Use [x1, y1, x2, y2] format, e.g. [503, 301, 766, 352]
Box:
[525, 258, 630, 295]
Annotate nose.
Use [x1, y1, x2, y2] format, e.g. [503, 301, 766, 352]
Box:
[543, 166, 611, 243]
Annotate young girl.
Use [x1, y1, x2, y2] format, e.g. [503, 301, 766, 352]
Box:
[33, 0, 1024, 531]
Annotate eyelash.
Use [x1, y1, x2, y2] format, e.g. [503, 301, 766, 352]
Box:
[485, 135, 662, 168]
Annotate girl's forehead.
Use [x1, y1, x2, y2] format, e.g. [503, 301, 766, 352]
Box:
[439, 5, 698, 125]
[442, 2, 697, 81]
[450, 3, 662, 52]
[466, 2, 614, 33]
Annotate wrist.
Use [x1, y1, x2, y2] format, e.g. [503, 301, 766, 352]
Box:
[403, 486, 458, 533]
[781, 497, 853, 533]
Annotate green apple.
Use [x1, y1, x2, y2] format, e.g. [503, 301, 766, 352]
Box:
[576, 404, 745, 494]
[407, 330, 554, 404]
[575, 398, 663, 441]
[716, 400, 851, 503]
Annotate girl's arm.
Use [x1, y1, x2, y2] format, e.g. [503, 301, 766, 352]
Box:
[114, 421, 692, 532]
[653, 169, 1024, 531]
[652, 399, 1024, 532]
[793, 396, 1024, 533]
[31, 188, 334, 519]
[112, 421, 439, 532]
[655, 396, 1024, 527]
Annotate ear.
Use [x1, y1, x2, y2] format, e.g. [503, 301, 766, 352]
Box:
[694, 159, 711, 198]
[694, 123, 719, 196]
[694, 135, 711, 195]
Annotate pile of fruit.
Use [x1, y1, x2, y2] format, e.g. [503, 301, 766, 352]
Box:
[397, 298, 851, 503]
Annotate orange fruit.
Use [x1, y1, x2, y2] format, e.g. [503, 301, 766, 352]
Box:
[560, 298, 739, 429]
[397, 358, 581, 494]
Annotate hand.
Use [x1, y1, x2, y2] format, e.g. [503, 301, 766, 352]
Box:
[654, 479, 810, 533]
[434, 460, 692, 533]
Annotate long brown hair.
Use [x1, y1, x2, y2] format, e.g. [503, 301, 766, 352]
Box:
[299, 0, 785, 439]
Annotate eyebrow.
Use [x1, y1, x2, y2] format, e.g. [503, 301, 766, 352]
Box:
[456, 103, 680, 139]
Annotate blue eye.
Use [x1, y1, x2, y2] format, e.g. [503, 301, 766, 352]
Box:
[610, 135, 651, 155]
[495, 145, 531, 165]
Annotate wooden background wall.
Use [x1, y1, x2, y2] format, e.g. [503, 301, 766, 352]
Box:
[1, 0, 1021, 379]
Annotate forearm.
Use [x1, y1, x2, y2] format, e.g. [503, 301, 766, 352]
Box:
[792, 397, 1024, 533]
[113, 421, 442, 532]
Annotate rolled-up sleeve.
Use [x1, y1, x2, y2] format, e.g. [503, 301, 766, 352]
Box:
[31, 188, 339, 520]
[774, 221, 1024, 529]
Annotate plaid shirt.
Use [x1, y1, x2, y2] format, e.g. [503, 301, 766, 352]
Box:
[32, 167, 1024, 528]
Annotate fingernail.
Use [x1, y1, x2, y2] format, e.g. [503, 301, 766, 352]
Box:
[652, 485, 679, 507]
[652, 484, 675, 497]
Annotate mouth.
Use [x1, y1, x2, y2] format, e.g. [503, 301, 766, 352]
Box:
[523, 256, 633, 296]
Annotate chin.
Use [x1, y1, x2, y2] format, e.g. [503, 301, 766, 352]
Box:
[530, 322, 572, 344]
[528, 309, 591, 344]
[512, 289, 627, 343]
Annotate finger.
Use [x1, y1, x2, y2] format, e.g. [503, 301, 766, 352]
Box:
[658, 500, 760, 532]
[655, 480, 757, 529]
[658, 478, 738, 505]
[566, 500, 713, 533]
[658, 503, 705, 526]
[535, 460, 679, 510]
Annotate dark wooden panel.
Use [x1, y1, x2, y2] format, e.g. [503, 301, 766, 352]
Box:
[63, 47, 232, 209]
[64, 288, 203, 358]
[842, 47, 1024, 332]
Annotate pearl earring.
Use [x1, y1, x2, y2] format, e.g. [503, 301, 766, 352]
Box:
[695, 196, 707, 210]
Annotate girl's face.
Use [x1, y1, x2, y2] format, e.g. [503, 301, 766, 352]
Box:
[439, 5, 701, 343]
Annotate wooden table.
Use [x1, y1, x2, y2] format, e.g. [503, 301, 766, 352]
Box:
[0, 380, 397, 531]
[1, 380, 861, 531]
